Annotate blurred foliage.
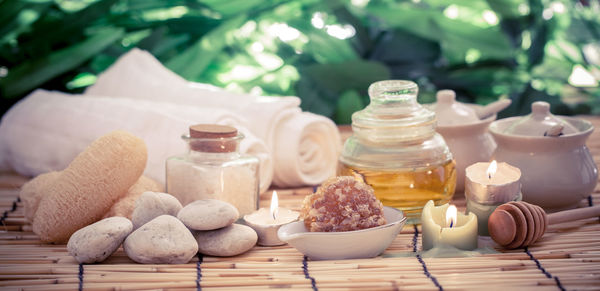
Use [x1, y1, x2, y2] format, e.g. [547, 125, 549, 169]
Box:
[1, 0, 599, 123]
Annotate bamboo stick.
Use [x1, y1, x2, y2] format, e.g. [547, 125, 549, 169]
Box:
[3, 273, 595, 288]
[0, 271, 596, 291]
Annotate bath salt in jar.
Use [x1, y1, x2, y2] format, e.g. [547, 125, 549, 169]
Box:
[166, 124, 260, 215]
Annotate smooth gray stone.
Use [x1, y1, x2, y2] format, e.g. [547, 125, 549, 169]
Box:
[131, 191, 182, 229]
[67, 217, 132, 263]
[195, 224, 257, 257]
[178, 199, 239, 231]
[124, 215, 198, 264]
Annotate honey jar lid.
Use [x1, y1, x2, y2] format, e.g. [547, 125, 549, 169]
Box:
[342, 80, 453, 169]
[351, 80, 437, 142]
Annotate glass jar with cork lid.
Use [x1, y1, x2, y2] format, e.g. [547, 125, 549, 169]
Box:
[338, 80, 456, 223]
[166, 124, 260, 216]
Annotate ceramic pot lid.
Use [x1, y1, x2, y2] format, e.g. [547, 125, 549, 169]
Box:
[433, 90, 480, 126]
[503, 101, 578, 136]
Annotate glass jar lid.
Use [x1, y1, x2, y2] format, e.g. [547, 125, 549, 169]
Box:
[352, 80, 436, 143]
[341, 80, 453, 169]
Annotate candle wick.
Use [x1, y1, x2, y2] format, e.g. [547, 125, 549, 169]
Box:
[272, 208, 278, 220]
[488, 173, 491, 180]
[449, 220, 453, 228]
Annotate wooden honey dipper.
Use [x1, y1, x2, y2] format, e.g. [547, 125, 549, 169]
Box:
[488, 201, 600, 249]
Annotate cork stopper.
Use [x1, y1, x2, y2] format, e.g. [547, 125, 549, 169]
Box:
[188, 124, 239, 152]
[190, 124, 237, 138]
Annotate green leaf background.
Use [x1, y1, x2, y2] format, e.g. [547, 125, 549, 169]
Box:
[1, 0, 599, 123]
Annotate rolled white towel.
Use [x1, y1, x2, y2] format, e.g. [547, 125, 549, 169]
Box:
[271, 112, 341, 187]
[85, 48, 341, 187]
[0, 90, 273, 192]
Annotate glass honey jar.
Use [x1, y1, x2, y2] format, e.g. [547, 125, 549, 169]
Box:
[338, 80, 456, 223]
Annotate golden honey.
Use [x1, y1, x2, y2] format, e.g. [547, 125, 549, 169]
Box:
[338, 159, 456, 223]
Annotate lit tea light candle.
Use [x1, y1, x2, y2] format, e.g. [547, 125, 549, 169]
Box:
[243, 191, 300, 246]
[421, 200, 478, 250]
[465, 160, 522, 235]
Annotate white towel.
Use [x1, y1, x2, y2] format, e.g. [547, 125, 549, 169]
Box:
[86, 48, 341, 187]
[271, 111, 342, 187]
[0, 90, 273, 192]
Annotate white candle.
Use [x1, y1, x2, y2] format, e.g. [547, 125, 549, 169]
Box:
[466, 161, 521, 203]
[243, 191, 299, 246]
[421, 200, 478, 250]
[465, 161, 522, 235]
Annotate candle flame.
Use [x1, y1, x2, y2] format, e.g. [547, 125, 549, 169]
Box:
[446, 205, 457, 228]
[270, 191, 279, 220]
[487, 160, 498, 180]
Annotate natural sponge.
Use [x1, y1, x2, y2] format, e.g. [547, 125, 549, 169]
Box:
[32, 130, 147, 243]
[104, 176, 164, 219]
[20, 171, 60, 223]
[301, 176, 386, 232]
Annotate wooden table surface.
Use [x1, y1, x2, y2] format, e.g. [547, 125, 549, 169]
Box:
[1, 118, 600, 290]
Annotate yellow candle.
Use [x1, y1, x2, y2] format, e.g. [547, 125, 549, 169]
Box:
[421, 200, 478, 250]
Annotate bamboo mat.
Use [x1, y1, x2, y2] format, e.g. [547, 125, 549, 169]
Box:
[1, 119, 600, 291]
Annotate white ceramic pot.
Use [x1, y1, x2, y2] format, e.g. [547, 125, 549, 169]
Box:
[431, 90, 510, 193]
[437, 113, 496, 193]
[489, 116, 597, 212]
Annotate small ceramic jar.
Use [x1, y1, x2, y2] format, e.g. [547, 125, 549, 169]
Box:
[431, 90, 508, 192]
[489, 102, 597, 212]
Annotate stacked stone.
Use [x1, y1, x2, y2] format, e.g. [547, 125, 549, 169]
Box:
[67, 191, 258, 264]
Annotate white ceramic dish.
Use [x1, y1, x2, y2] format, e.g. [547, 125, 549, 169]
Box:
[277, 207, 406, 260]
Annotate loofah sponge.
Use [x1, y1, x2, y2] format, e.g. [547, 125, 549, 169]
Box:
[301, 176, 386, 232]
[104, 175, 164, 219]
[32, 130, 147, 243]
[20, 171, 61, 223]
